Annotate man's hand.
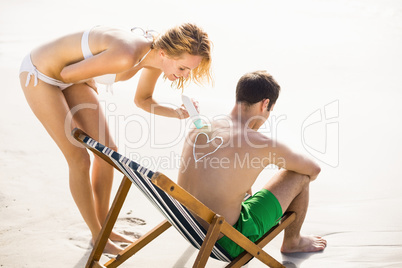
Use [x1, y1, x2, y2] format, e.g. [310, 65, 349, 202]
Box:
[246, 188, 252, 196]
[309, 173, 319, 182]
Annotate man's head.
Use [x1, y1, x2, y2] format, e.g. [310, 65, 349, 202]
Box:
[235, 70, 281, 111]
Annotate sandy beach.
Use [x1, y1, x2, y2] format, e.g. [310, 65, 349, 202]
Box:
[1, 0, 402, 267]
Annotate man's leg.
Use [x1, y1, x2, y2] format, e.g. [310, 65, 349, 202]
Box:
[263, 169, 327, 253]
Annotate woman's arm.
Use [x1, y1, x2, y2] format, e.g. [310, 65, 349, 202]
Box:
[60, 45, 138, 83]
[135, 68, 187, 118]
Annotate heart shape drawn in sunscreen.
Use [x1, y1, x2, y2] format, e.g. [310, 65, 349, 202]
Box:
[193, 132, 224, 162]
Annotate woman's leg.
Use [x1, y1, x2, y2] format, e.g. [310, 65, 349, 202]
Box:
[62, 83, 132, 243]
[20, 74, 123, 253]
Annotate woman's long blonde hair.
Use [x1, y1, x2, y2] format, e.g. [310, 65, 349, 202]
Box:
[153, 23, 212, 89]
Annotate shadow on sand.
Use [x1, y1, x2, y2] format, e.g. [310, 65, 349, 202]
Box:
[281, 251, 325, 267]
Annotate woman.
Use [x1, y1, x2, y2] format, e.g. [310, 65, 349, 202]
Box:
[19, 23, 212, 254]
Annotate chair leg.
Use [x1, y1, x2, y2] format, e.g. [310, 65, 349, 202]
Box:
[193, 215, 225, 268]
[86, 176, 132, 268]
[92, 261, 106, 268]
[226, 212, 296, 268]
[104, 220, 172, 268]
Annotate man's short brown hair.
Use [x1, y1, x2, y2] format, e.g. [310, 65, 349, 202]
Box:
[236, 70, 281, 110]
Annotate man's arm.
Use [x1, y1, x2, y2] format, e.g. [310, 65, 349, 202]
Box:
[263, 138, 321, 181]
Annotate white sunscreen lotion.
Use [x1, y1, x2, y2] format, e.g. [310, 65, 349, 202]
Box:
[182, 95, 204, 129]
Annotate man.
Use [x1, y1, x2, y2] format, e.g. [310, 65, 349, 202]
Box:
[177, 70, 327, 258]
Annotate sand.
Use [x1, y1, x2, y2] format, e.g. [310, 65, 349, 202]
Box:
[1, 0, 402, 267]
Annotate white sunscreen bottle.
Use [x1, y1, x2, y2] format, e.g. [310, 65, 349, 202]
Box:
[182, 95, 204, 129]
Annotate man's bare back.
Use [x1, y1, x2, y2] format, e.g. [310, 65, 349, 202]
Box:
[178, 119, 271, 228]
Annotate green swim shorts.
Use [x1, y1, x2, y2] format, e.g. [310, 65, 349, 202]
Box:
[217, 189, 283, 259]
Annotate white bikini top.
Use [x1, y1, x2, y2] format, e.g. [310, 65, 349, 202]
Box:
[81, 29, 116, 93]
[81, 27, 153, 94]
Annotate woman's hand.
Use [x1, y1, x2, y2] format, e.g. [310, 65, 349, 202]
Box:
[176, 98, 200, 119]
[192, 98, 200, 113]
[85, 79, 98, 94]
[175, 104, 189, 119]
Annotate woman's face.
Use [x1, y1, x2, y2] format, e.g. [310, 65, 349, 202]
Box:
[160, 51, 203, 81]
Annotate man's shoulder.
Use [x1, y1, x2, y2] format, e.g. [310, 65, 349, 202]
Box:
[207, 121, 277, 150]
[240, 129, 275, 149]
[244, 128, 271, 141]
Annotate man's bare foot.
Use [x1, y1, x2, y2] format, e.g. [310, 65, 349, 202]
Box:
[91, 239, 123, 255]
[109, 231, 134, 244]
[281, 235, 327, 253]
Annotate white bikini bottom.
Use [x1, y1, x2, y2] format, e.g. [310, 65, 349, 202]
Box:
[19, 54, 73, 90]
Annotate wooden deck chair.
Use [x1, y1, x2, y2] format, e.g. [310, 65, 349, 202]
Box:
[72, 128, 296, 268]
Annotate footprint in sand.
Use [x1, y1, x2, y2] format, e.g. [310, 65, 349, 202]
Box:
[113, 216, 147, 241]
[68, 212, 147, 251]
[67, 229, 92, 251]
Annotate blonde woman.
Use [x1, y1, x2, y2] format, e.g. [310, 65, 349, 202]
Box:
[19, 23, 212, 254]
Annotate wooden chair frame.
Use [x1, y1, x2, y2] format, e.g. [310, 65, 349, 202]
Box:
[72, 129, 296, 268]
